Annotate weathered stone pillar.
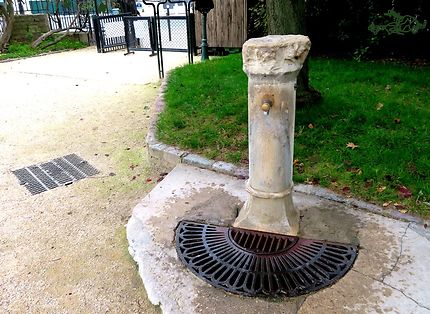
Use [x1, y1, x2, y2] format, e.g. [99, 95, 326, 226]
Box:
[234, 35, 311, 236]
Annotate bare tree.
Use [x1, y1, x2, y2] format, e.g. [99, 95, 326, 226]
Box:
[0, 0, 15, 52]
[32, 0, 91, 49]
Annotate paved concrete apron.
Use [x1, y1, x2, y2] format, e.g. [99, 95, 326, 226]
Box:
[0, 48, 188, 313]
[128, 164, 430, 314]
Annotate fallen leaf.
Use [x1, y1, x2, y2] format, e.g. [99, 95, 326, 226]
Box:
[377, 186, 386, 193]
[305, 178, 320, 185]
[364, 180, 373, 188]
[394, 203, 406, 210]
[346, 142, 359, 149]
[346, 167, 362, 175]
[398, 185, 412, 198]
[294, 160, 305, 174]
[394, 118, 401, 124]
[383, 201, 392, 207]
[308, 123, 314, 129]
[146, 178, 152, 183]
[342, 186, 351, 193]
[376, 103, 384, 110]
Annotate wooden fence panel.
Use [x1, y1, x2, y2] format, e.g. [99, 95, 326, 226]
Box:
[195, 0, 247, 48]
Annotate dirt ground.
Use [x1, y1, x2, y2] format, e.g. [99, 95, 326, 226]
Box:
[0, 48, 188, 313]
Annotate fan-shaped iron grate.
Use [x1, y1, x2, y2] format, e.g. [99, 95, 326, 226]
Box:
[175, 220, 358, 297]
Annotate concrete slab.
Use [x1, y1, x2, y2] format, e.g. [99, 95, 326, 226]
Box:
[127, 164, 430, 314]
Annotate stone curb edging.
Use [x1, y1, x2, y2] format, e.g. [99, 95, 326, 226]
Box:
[146, 73, 249, 179]
[146, 74, 430, 227]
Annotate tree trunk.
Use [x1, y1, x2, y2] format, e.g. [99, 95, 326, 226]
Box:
[266, 0, 320, 105]
[0, 0, 15, 52]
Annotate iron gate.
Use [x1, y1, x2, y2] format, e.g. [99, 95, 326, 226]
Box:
[93, 13, 132, 53]
[124, 15, 194, 54]
[124, 16, 157, 55]
[93, 0, 196, 78]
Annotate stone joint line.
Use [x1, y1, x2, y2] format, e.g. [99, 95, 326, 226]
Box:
[381, 222, 411, 283]
[245, 180, 293, 199]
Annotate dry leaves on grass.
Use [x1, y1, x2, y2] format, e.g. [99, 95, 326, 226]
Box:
[383, 201, 408, 214]
[377, 186, 387, 193]
[293, 159, 305, 174]
[346, 142, 359, 149]
[342, 186, 351, 194]
[398, 185, 412, 198]
[346, 167, 362, 175]
[305, 178, 320, 185]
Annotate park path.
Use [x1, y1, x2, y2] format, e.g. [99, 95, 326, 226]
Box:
[0, 47, 188, 313]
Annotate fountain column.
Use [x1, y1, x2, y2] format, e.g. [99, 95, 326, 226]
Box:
[234, 35, 311, 236]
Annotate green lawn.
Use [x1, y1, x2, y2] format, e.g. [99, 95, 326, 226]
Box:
[0, 37, 87, 61]
[157, 54, 430, 217]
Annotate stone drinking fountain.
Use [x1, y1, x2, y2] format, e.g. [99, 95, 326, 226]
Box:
[175, 35, 358, 297]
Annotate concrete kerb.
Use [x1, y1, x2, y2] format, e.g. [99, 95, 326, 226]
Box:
[147, 75, 430, 228]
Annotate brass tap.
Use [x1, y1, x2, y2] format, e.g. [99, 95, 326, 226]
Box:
[261, 99, 272, 115]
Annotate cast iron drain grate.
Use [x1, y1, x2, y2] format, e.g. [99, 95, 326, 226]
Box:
[12, 154, 99, 195]
[175, 220, 358, 297]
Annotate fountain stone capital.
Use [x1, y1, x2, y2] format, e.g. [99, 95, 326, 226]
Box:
[242, 35, 311, 81]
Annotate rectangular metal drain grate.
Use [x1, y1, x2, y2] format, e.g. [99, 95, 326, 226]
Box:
[12, 154, 99, 195]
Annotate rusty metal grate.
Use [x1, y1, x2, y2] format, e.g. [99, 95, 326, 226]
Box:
[175, 221, 358, 297]
[12, 154, 99, 195]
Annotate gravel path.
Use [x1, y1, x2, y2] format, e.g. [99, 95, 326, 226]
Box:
[0, 48, 188, 313]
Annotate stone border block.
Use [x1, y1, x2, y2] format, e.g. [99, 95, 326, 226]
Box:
[182, 153, 215, 169]
[212, 161, 238, 176]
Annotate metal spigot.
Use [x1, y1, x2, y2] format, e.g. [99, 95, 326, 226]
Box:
[261, 99, 272, 115]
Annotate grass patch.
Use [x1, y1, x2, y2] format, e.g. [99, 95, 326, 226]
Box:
[158, 54, 430, 217]
[0, 37, 87, 61]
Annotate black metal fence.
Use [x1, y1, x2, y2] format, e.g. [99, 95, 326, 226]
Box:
[10, 0, 94, 31]
[5, 0, 117, 35]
